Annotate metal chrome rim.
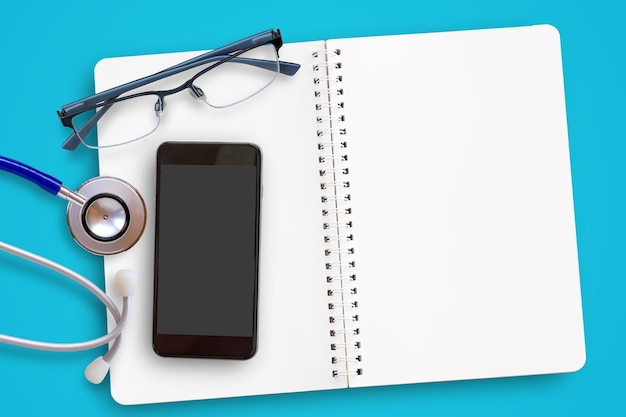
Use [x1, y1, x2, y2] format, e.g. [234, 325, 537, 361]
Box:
[67, 176, 146, 255]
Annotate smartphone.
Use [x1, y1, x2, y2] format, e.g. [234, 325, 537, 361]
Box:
[153, 142, 261, 359]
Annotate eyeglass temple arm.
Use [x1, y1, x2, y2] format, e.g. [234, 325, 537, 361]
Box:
[158, 55, 299, 77]
[163, 52, 299, 76]
[159, 28, 297, 75]
[59, 51, 297, 151]
[59, 29, 301, 150]
[59, 29, 299, 119]
[60, 55, 297, 121]
[61, 57, 298, 116]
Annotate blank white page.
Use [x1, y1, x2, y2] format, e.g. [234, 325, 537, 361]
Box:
[97, 41, 349, 405]
[325, 25, 586, 387]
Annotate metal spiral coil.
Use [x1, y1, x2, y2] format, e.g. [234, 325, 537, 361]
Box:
[313, 46, 361, 379]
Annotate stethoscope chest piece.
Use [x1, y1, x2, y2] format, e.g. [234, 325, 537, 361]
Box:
[67, 176, 146, 255]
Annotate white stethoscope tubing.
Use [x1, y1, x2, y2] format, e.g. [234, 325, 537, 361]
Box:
[0, 240, 132, 383]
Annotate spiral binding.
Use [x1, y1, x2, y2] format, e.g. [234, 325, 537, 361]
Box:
[313, 47, 362, 379]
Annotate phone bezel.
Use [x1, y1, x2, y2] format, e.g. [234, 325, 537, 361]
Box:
[152, 141, 261, 359]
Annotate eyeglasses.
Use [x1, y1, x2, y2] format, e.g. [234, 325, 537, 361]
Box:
[57, 29, 301, 150]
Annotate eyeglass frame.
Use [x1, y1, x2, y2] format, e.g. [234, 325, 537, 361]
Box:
[57, 28, 301, 151]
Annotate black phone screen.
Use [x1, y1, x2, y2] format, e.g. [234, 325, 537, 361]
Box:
[153, 142, 261, 359]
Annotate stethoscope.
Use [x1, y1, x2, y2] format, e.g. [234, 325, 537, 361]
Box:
[0, 155, 146, 384]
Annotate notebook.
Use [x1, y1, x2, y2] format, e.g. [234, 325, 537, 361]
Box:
[95, 24, 585, 405]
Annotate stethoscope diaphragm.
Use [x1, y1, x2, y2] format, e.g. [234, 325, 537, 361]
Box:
[82, 193, 129, 242]
[67, 176, 146, 255]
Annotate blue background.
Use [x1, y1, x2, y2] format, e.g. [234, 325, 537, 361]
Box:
[0, 0, 623, 415]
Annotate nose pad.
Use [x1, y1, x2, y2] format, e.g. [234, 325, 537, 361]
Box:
[154, 97, 166, 116]
[189, 85, 205, 100]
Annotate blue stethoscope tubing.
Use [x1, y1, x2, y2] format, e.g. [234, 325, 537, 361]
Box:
[0, 155, 137, 383]
[1, 155, 63, 193]
[0, 154, 85, 204]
